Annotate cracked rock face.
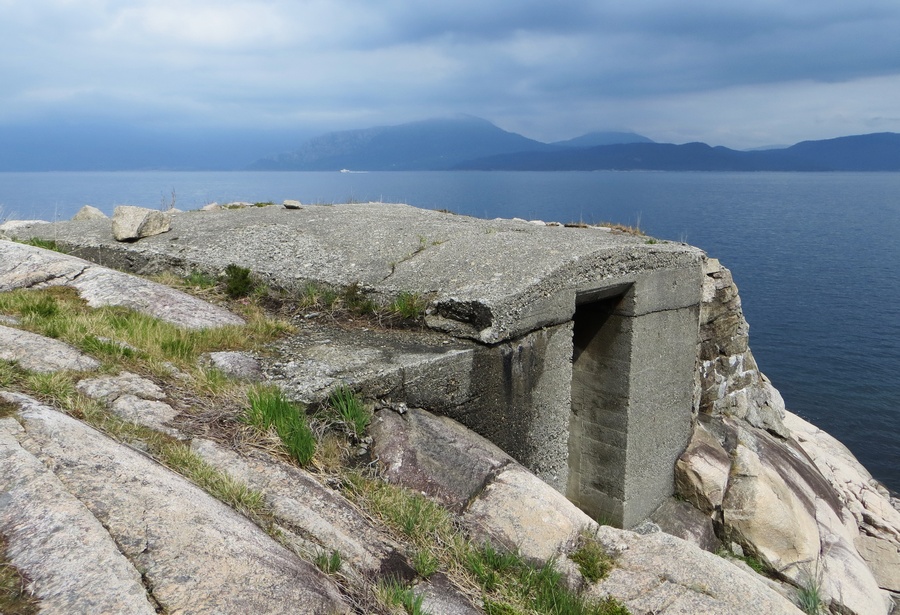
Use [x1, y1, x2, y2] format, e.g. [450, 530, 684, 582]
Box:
[697, 258, 787, 436]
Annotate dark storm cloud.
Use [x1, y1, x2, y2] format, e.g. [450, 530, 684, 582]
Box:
[1, 0, 900, 147]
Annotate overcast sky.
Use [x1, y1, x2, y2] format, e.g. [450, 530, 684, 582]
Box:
[2, 0, 900, 149]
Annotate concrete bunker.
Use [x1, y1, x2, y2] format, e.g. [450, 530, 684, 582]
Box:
[11, 203, 705, 529]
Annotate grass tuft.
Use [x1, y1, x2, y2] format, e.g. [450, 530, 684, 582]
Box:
[158, 441, 267, 518]
[795, 567, 824, 615]
[184, 270, 217, 289]
[328, 385, 370, 438]
[244, 385, 316, 465]
[17, 237, 64, 253]
[389, 292, 427, 320]
[375, 578, 426, 615]
[314, 549, 343, 575]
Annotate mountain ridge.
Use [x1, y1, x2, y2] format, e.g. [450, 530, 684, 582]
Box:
[252, 118, 900, 172]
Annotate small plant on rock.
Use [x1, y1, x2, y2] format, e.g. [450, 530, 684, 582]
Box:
[389, 292, 427, 320]
[314, 549, 342, 575]
[224, 264, 254, 299]
[570, 532, 614, 582]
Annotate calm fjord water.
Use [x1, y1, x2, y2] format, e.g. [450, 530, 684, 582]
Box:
[2, 170, 898, 492]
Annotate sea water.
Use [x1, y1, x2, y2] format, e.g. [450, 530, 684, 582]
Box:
[1, 170, 898, 492]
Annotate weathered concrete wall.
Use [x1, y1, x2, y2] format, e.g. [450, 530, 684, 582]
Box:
[567, 265, 702, 527]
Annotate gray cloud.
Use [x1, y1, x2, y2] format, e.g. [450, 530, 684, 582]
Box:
[2, 0, 900, 148]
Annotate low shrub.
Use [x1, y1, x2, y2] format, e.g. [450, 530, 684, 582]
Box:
[224, 264, 254, 299]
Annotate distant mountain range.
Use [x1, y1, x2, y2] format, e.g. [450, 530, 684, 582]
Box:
[252, 117, 900, 172]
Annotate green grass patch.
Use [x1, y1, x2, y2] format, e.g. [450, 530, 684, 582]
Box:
[184, 270, 217, 289]
[16, 237, 64, 253]
[328, 385, 370, 438]
[465, 543, 629, 615]
[0, 360, 21, 389]
[412, 548, 440, 579]
[244, 385, 316, 465]
[0, 288, 287, 373]
[570, 533, 614, 582]
[375, 578, 426, 615]
[314, 549, 342, 575]
[80, 335, 138, 360]
[341, 282, 377, 315]
[389, 292, 427, 320]
[0, 537, 39, 615]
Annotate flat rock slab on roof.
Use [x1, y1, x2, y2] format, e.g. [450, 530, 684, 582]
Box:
[9, 203, 703, 343]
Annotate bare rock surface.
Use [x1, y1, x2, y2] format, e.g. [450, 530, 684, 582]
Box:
[9, 397, 349, 614]
[649, 497, 720, 553]
[0, 220, 49, 233]
[204, 350, 264, 380]
[112, 205, 171, 241]
[0, 239, 244, 329]
[370, 406, 514, 511]
[72, 205, 108, 221]
[715, 418, 891, 615]
[698, 258, 787, 436]
[0, 324, 100, 372]
[76, 371, 166, 402]
[190, 438, 407, 581]
[370, 406, 804, 613]
[0, 412, 157, 615]
[586, 527, 804, 615]
[785, 410, 900, 595]
[465, 464, 593, 562]
[674, 417, 730, 514]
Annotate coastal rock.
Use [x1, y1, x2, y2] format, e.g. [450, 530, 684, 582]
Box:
[718, 418, 891, 615]
[201, 202, 221, 211]
[190, 438, 409, 582]
[649, 497, 720, 553]
[10, 397, 350, 614]
[0, 324, 100, 373]
[585, 527, 804, 615]
[0, 240, 245, 329]
[283, 199, 303, 209]
[463, 464, 591, 562]
[0, 414, 157, 614]
[0, 220, 50, 233]
[674, 418, 730, 514]
[697, 258, 787, 436]
[72, 205, 108, 221]
[370, 405, 514, 512]
[784, 410, 900, 594]
[112, 205, 170, 241]
[76, 371, 166, 403]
